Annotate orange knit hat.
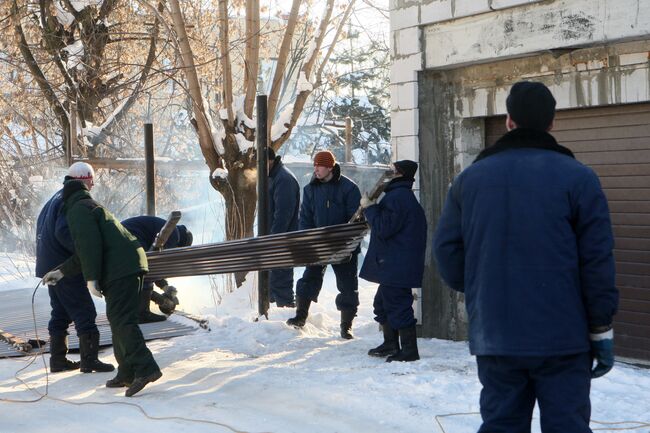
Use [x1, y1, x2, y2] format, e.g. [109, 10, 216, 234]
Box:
[313, 150, 336, 168]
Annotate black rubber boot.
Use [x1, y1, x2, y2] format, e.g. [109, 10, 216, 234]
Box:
[49, 334, 80, 373]
[368, 323, 399, 357]
[79, 332, 115, 373]
[139, 284, 166, 323]
[386, 326, 420, 363]
[125, 370, 163, 397]
[340, 310, 356, 340]
[286, 297, 311, 328]
[106, 376, 132, 388]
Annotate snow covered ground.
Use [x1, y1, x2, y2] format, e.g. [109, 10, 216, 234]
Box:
[1, 253, 649, 433]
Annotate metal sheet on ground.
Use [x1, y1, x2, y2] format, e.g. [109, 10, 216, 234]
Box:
[0, 287, 198, 358]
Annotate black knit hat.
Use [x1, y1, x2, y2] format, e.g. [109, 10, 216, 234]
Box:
[506, 81, 556, 131]
[177, 225, 193, 247]
[393, 160, 418, 181]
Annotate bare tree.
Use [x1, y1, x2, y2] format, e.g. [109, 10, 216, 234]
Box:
[167, 0, 355, 285]
[2, 0, 166, 159]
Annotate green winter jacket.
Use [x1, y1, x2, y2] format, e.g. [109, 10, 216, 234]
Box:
[59, 180, 148, 285]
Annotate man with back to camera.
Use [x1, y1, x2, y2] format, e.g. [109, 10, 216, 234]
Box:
[287, 150, 362, 339]
[121, 215, 193, 323]
[433, 81, 618, 432]
[267, 147, 300, 308]
[36, 162, 114, 374]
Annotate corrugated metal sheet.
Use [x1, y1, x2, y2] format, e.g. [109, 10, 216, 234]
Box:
[146, 222, 368, 280]
[0, 287, 198, 358]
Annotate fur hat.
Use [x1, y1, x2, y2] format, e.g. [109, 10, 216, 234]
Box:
[313, 150, 336, 168]
[68, 162, 95, 179]
[506, 81, 556, 131]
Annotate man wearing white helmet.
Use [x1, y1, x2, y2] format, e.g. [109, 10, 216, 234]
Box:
[35, 162, 114, 375]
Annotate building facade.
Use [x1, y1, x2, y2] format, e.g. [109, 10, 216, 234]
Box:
[391, 0, 650, 362]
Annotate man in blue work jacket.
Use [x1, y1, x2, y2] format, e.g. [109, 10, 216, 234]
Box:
[433, 81, 618, 433]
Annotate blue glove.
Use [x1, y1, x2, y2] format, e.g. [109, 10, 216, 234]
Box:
[589, 328, 614, 378]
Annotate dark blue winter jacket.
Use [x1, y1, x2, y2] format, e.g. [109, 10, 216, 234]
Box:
[121, 216, 184, 251]
[433, 128, 618, 357]
[268, 157, 300, 234]
[299, 164, 361, 230]
[35, 188, 81, 281]
[360, 179, 427, 288]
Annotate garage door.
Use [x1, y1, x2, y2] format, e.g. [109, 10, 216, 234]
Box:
[485, 103, 650, 362]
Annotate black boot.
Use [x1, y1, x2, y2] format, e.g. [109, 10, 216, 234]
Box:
[79, 332, 115, 373]
[368, 323, 399, 357]
[49, 334, 80, 373]
[139, 284, 166, 323]
[340, 310, 356, 339]
[386, 326, 420, 362]
[125, 370, 162, 397]
[286, 297, 311, 328]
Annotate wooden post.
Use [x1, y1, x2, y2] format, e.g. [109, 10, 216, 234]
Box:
[68, 102, 77, 166]
[144, 123, 156, 216]
[256, 94, 270, 318]
[345, 116, 352, 163]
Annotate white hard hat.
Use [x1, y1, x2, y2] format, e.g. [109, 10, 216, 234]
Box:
[68, 162, 95, 179]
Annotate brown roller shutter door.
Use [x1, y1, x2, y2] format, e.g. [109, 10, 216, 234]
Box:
[485, 103, 650, 362]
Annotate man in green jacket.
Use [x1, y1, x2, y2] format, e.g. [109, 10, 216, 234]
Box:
[42, 179, 162, 397]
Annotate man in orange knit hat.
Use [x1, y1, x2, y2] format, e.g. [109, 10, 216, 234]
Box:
[287, 150, 362, 339]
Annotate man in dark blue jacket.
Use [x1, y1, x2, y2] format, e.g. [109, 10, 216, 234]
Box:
[433, 81, 618, 433]
[36, 162, 114, 374]
[360, 160, 426, 362]
[267, 148, 300, 307]
[287, 150, 362, 339]
[121, 215, 192, 323]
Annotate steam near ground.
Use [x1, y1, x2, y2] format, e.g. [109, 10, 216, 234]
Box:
[1, 254, 649, 433]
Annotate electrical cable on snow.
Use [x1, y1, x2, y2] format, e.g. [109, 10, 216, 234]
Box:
[0, 281, 273, 433]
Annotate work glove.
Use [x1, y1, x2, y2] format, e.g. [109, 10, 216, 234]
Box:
[42, 269, 64, 286]
[87, 280, 103, 298]
[590, 327, 614, 378]
[360, 193, 375, 209]
[159, 285, 179, 315]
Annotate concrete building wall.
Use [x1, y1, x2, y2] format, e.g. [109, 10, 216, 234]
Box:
[390, 0, 650, 340]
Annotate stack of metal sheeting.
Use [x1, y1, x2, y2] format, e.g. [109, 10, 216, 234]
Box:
[146, 222, 368, 280]
[0, 288, 197, 358]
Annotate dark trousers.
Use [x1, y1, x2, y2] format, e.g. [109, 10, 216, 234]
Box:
[48, 277, 98, 336]
[296, 253, 359, 312]
[103, 274, 160, 380]
[476, 352, 592, 433]
[269, 267, 295, 305]
[373, 284, 416, 330]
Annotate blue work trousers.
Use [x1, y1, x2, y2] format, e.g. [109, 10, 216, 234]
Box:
[296, 253, 359, 312]
[373, 284, 416, 330]
[476, 352, 592, 433]
[48, 277, 98, 337]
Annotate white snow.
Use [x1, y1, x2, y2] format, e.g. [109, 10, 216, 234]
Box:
[1, 254, 649, 433]
[63, 40, 84, 70]
[53, 1, 74, 27]
[211, 167, 229, 179]
[271, 104, 294, 142]
[297, 71, 313, 93]
[69, 0, 103, 12]
[234, 133, 254, 154]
